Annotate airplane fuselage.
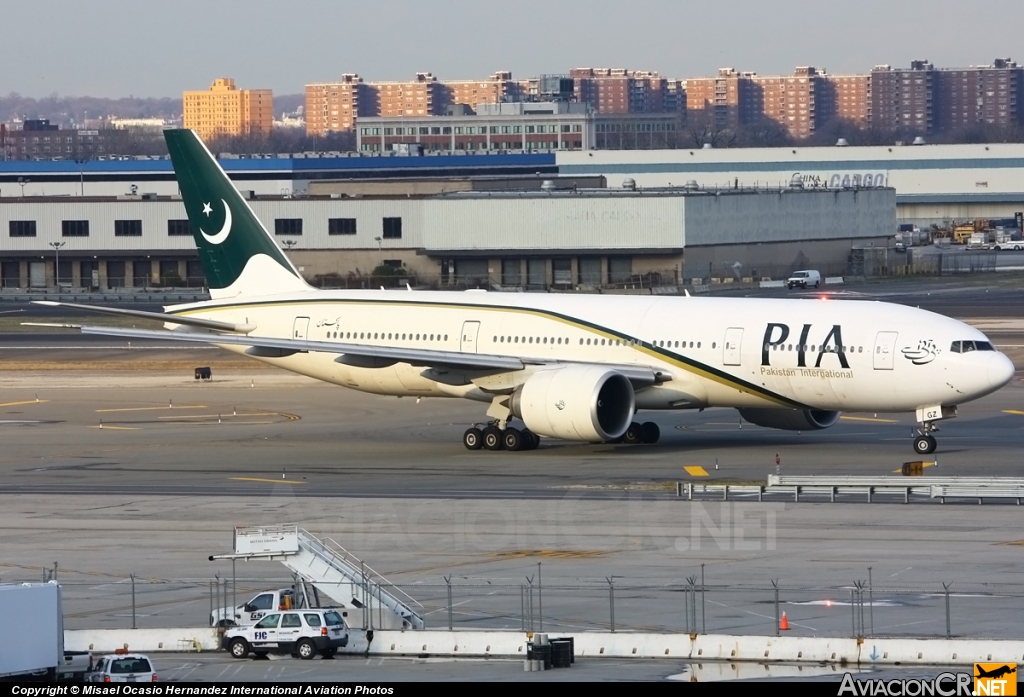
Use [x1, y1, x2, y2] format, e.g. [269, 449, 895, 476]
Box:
[168, 289, 1013, 414]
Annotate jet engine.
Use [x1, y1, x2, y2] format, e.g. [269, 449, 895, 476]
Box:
[511, 365, 635, 442]
[737, 408, 841, 431]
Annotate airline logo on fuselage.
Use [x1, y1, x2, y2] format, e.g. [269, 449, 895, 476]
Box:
[761, 323, 849, 368]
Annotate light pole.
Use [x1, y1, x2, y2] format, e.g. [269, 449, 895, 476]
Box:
[18, 177, 29, 198]
[74, 157, 91, 196]
[49, 241, 65, 288]
[282, 239, 297, 253]
[373, 236, 382, 267]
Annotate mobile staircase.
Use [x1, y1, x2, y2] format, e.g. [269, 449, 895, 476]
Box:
[211, 525, 424, 630]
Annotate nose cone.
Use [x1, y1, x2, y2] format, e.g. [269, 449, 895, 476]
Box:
[988, 352, 1016, 390]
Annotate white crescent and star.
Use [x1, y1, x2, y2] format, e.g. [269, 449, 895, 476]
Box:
[200, 199, 232, 245]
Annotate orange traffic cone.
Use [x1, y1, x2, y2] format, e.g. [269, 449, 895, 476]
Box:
[779, 612, 790, 631]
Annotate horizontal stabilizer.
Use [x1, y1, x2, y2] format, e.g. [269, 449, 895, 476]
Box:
[32, 300, 255, 333]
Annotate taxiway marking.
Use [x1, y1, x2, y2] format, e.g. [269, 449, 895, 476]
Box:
[96, 406, 206, 412]
[231, 477, 306, 485]
[684, 465, 709, 477]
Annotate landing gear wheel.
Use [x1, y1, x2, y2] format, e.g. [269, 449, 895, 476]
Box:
[913, 434, 936, 455]
[482, 425, 504, 451]
[229, 638, 250, 659]
[463, 427, 483, 450]
[522, 429, 540, 450]
[296, 639, 317, 660]
[622, 422, 643, 445]
[640, 422, 661, 444]
[503, 427, 524, 451]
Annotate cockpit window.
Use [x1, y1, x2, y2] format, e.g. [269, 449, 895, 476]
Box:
[951, 340, 995, 353]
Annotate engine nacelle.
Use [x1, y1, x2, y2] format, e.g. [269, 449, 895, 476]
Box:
[737, 408, 841, 431]
[511, 365, 635, 442]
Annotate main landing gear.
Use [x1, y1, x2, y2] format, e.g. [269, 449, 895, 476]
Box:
[463, 422, 540, 452]
[619, 421, 661, 445]
[463, 420, 663, 451]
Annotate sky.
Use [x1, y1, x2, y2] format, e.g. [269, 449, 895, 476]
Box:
[3, 0, 1024, 98]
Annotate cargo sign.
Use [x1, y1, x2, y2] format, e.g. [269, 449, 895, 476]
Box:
[233, 526, 299, 555]
[793, 172, 888, 188]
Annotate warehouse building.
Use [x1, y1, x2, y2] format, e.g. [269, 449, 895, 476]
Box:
[558, 142, 1024, 227]
[0, 184, 894, 290]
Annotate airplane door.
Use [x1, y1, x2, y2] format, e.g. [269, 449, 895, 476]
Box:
[460, 321, 480, 353]
[293, 317, 310, 340]
[723, 327, 743, 366]
[873, 331, 898, 370]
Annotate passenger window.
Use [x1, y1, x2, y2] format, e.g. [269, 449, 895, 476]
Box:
[254, 613, 280, 629]
[282, 613, 302, 628]
[304, 614, 322, 627]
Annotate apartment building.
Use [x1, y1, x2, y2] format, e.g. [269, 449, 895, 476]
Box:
[182, 78, 273, 141]
[934, 58, 1021, 131]
[569, 68, 668, 114]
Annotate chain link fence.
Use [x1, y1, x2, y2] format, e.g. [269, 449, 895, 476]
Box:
[13, 567, 1023, 640]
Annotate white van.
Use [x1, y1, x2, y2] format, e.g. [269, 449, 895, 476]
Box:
[787, 270, 821, 289]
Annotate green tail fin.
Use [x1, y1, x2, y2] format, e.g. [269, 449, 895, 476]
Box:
[164, 129, 308, 297]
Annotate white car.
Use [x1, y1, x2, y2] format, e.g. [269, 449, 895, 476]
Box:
[787, 270, 821, 289]
[223, 609, 349, 660]
[87, 652, 156, 682]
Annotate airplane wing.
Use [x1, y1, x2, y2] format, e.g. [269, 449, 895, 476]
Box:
[73, 325, 667, 386]
[32, 300, 256, 333]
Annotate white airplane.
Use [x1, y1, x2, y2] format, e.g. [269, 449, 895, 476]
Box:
[39, 130, 1015, 455]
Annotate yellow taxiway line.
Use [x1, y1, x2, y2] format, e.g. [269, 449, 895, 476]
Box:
[96, 405, 206, 412]
[90, 425, 139, 430]
[0, 400, 50, 407]
[231, 477, 306, 485]
[841, 416, 899, 423]
[1003, 410, 1024, 416]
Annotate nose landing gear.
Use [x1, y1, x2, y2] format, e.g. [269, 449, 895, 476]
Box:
[912, 405, 957, 455]
[913, 432, 937, 455]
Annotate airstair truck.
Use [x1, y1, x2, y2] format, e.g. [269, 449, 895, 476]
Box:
[0, 582, 91, 681]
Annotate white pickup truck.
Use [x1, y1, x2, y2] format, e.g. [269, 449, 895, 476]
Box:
[211, 588, 310, 627]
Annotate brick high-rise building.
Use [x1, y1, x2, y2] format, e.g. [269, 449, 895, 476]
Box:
[305, 74, 373, 136]
[445, 71, 520, 112]
[749, 67, 823, 139]
[820, 74, 871, 128]
[376, 72, 448, 117]
[684, 68, 760, 130]
[183, 78, 273, 141]
[934, 58, 1022, 131]
[871, 61, 935, 134]
[570, 68, 668, 114]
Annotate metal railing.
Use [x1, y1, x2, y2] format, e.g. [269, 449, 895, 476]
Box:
[680, 476, 1024, 504]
